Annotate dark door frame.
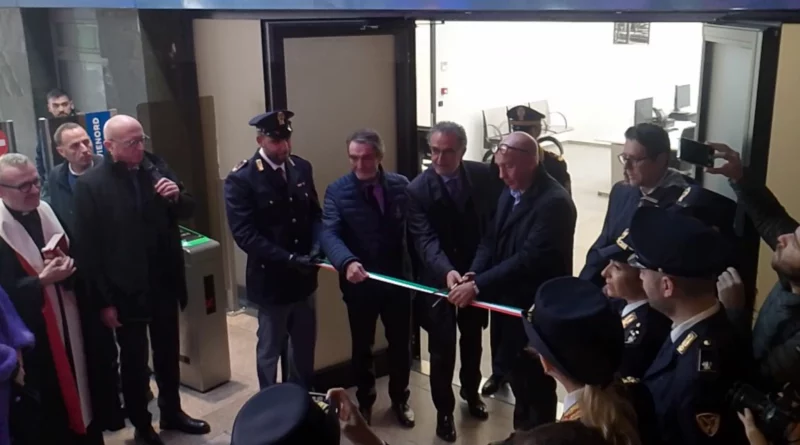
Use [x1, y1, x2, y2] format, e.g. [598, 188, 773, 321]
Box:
[695, 23, 780, 317]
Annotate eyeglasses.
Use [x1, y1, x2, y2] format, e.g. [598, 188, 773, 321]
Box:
[430, 147, 459, 157]
[492, 144, 530, 154]
[617, 153, 650, 165]
[111, 134, 151, 149]
[0, 178, 41, 193]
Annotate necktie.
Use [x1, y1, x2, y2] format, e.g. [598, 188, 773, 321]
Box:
[278, 167, 286, 182]
[511, 190, 522, 208]
[446, 177, 460, 200]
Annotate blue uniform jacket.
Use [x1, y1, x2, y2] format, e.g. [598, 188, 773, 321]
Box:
[619, 302, 672, 379]
[224, 153, 322, 307]
[320, 168, 410, 300]
[643, 308, 752, 445]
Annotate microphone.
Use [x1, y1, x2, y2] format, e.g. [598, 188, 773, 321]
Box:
[141, 157, 163, 185]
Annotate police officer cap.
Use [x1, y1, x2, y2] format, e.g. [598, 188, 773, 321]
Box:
[231, 383, 340, 445]
[522, 277, 623, 387]
[249, 110, 294, 140]
[672, 185, 738, 239]
[598, 228, 635, 263]
[628, 206, 732, 279]
[508, 105, 546, 129]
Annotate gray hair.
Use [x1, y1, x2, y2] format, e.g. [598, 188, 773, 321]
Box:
[346, 129, 384, 158]
[0, 153, 34, 180]
[428, 121, 468, 150]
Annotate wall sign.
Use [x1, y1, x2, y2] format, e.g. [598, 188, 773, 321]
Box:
[83, 110, 112, 156]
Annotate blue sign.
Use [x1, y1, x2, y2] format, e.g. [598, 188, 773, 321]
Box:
[84, 110, 111, 156]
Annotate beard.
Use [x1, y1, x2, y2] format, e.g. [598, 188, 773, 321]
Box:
[772, 255, 800, 284]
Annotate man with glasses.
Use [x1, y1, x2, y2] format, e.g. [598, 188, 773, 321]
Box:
[0, 153, 119, 444]
[579, 123, 692, 287]
[73, 115, 210, 445]
[406, 121, 501, 442]
[447, 132, 577, 443]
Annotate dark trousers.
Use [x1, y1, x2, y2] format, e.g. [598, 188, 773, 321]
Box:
[428, 305, 484, 414]
[495, 313, 557, 431]
[116, 297, 181, 429]
[490, 311, 515, 377]
[255, 293, 317, 390]
[346, 290, 411, 408]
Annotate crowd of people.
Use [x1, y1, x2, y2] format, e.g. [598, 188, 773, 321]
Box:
[2, 91, 799, 445]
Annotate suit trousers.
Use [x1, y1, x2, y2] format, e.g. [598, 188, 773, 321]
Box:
[490, 311, 515, 377]
[255, 292, 317, 390]
[494, 313, 557, 431]
[346, 290, 411, 408]
[427, 304, 484, 414]
[115, 296, 181, 429]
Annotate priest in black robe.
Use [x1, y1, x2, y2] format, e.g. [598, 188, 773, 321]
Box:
[0, 153, 118, 445]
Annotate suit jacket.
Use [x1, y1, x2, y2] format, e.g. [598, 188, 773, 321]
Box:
[470, 170, 577, 310]
[619, 302, 672, 379]
[406, 160, 502, 288]
[73, 152, 195, 320]
[224, 153, 321, 306]
[43, 155, 104, 234]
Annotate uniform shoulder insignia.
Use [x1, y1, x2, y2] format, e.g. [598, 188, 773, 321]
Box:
[676, 331, 698, 355]
[621, 376, 640, 384]
[678, 185, 692, 203]
[625, 326, 642, 345]
[231, 159, 248, 172]
[255, 158, 264, 172]
[698, 339, 719, 373]
[695, 413, 721, 437]
[560, 404, 582, 422]
[622, 312, 637, 328]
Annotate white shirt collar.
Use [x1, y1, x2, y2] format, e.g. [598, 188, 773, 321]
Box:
[621, 300, 649, 317]
[68, 160, 94, 177]
[259, 148, 284, 172]
[670, 302, 721, 343]
[562, 387, 584, 414]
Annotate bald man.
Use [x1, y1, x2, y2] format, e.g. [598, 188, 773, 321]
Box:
[447, 132, 577, 444]
[73, 115, 210, 445]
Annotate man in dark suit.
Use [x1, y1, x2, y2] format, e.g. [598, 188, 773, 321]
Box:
[73, 115, 210, 445]
[224, 110, 321, 390]
[406, 121, 500, 442]
[320, 129, 414, 428]
[36, 89, 77, 188]
[448, 131, 577, 443]
[506, 105, 571, 194]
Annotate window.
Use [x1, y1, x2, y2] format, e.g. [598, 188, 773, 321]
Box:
[613, 23, 651, 45]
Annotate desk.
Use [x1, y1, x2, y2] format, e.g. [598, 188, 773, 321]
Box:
[597, 121, 696, 196]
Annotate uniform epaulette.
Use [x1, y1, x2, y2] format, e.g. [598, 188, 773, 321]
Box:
[676, 331, 697, 354]
[232, 159, 248, 172]
[621, 376, 640, 384]
[697, 338, 718, 373]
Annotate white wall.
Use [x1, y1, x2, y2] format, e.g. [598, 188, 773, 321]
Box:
[427, 22, 703, 160]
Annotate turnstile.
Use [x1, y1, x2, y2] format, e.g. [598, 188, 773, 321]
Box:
[177, 227, 231, 392]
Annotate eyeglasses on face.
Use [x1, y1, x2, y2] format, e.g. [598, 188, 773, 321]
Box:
[0, 177, 41, 193]
[111, 134, 151, 149]
[617, 153, 650, 165]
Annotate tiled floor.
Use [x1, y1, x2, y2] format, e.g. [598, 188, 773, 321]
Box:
[104, 142, 611, 445]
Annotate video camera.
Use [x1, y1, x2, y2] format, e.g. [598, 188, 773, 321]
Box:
[728, 382, 800, 444]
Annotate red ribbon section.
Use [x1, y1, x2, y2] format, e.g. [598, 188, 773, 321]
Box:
[14, 252, 86, 435]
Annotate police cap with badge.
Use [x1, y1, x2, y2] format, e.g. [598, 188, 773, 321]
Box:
[507, 105, 546, 131]
[522, 277, 624, 388]
[231, 383, 340, 445]
[249, 110, 295, 140]
[672, 185, 738, 240]
[627, 205, 732, 279]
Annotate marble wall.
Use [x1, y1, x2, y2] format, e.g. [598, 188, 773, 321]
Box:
[0, 8, 38, 158]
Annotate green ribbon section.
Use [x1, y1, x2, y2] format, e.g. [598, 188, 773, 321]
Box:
[179, 226, 212, 249]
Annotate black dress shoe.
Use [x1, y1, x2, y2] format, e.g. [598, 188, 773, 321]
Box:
[460, 389, 489, 420]
[392, 403, 415, 428]
[480, 374, 505, 396]
[159, 411, 211, 435]
[436, 413, 456, 442]
[134, 426, 164, 445]
[358, 405, 372, 426]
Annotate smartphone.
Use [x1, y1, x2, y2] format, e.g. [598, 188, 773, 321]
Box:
[42, 233, 65, 257]
[679, 138, 715, 168]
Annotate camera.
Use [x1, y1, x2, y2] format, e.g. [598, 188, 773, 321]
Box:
[728, 382, 799, 444]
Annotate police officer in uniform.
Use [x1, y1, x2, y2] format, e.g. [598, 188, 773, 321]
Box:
[628, 206, 752, 445]
[580, 123, 694, 287]
[506, 105, 571, 194]
[225, 110, 322, 390]
[598, 229, 671, 379]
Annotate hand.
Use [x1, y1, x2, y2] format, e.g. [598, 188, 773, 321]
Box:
[738, 408, 769, 445]
[448, 282, 478, 308]
[154, 178, 180, 200]
[289, 254, 318, 269]
[717, 267, 745, 309]
[38, 256, 76, 287]
[326, 388, 383, 445]
[101, 306, 122, 329]
[706, 143, 744, 182]
[345, 262, 369, 284]
[459, 272, 476, 284]
[446, 270, 462, 290]
[41, 246, 66, 261]
[309, 247, 324, 262]
[325, 388, 358, 424]
[14, 351, 25, 386]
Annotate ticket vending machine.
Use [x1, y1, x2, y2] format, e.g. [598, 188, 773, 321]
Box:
[178, 226, 231, 392]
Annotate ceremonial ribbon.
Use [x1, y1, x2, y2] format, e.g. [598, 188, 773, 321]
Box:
[316, 261, 523, 318]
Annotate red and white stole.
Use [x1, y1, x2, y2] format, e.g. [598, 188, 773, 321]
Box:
[0, 202, 92, 433]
